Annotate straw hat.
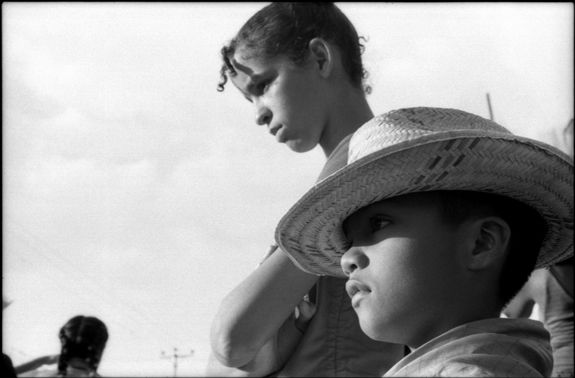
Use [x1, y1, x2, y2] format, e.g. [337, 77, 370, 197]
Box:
[275, 107, 574, 277]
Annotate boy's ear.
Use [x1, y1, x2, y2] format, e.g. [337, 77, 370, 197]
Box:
[308, 38, 333, 78]
[465, 217, 511, 271]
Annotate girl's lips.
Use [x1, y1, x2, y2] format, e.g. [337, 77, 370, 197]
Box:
[269, 124, 286, 142]
[275, 126, 287, 143]
[269, 124, 282, 136]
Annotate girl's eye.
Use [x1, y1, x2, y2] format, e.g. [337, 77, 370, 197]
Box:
[369, 215, 390, 233]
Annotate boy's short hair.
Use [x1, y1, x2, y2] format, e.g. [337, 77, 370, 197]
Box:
[434, 190, 547, 307]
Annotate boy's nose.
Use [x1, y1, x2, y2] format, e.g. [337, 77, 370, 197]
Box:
[340, 248, 369, 276]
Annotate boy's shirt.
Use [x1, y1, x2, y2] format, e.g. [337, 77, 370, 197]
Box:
[384, 318, 552, 377]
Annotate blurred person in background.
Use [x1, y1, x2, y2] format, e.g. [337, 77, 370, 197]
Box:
[208, 2, 405, 376]
[503, 118, 573, 378]
[17, 315, 108, 377]
[3, 297, 18, 378]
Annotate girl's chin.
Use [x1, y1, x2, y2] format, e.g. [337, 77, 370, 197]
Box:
[285, 140, 316, 153]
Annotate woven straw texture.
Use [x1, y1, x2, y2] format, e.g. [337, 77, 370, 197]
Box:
[275, 108, 574, 278]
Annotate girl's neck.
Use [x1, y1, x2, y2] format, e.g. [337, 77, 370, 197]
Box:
[319, 88, 374, 157]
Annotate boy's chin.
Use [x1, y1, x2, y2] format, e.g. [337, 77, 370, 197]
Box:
[357, 315, 395, 343]
[358, 319, 385, 341]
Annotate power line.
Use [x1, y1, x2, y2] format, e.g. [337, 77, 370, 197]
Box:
[5, 228, 144, 340]
[486, 92, 494, 121]
[5, 222, 189, 349]
[161, 347, 194, 377]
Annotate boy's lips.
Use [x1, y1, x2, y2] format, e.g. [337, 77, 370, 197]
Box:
[346, 279, 371, 306]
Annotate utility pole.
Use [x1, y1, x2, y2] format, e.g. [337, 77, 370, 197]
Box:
[486, 93, 494, 121]
[161, 347, 194, 377]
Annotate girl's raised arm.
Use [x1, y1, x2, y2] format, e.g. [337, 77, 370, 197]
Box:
[209, 248, 318, 370]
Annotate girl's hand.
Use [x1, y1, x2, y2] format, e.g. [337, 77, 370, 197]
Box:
[293, 295, 317, 333]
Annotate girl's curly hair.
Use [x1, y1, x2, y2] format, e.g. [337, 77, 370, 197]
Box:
[217, 3, 370, 94]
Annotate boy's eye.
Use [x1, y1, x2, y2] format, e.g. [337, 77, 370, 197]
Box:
[369, 215, 390, 233]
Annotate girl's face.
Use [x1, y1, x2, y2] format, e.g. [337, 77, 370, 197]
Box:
[230, 46, 331, 153]
[340, 193, 467, 348]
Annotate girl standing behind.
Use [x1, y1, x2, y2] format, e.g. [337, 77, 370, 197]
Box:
[208, 3, 405, 376]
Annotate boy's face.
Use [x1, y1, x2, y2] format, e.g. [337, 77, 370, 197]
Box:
[229, 46, 330, 153]
[341, 192, 467, 347]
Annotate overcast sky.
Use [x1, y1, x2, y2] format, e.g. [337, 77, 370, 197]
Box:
[3, 2, 573, 376]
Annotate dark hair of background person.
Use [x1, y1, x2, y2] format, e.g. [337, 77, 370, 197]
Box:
[2, 354, 17, 378]
[57, 316, 109, 376]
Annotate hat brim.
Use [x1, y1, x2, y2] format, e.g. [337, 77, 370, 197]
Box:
[275, 130, 573, 278]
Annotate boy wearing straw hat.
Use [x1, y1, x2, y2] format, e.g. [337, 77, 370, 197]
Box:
[275, 107, 573, 377]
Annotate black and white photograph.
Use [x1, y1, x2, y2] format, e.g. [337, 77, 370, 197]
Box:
[3, 2, 573, 377]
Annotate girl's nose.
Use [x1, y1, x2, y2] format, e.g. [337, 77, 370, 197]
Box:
[340, 248, 369, 276]
[255, 104, 272, 126]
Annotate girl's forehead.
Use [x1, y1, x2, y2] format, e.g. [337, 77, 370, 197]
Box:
[231, 54, 255, 76]
[231, 52, 262, 76]
[232, 55, 284, 82]
[233, 44, 264, 64]
[233, 44, 292, 70]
